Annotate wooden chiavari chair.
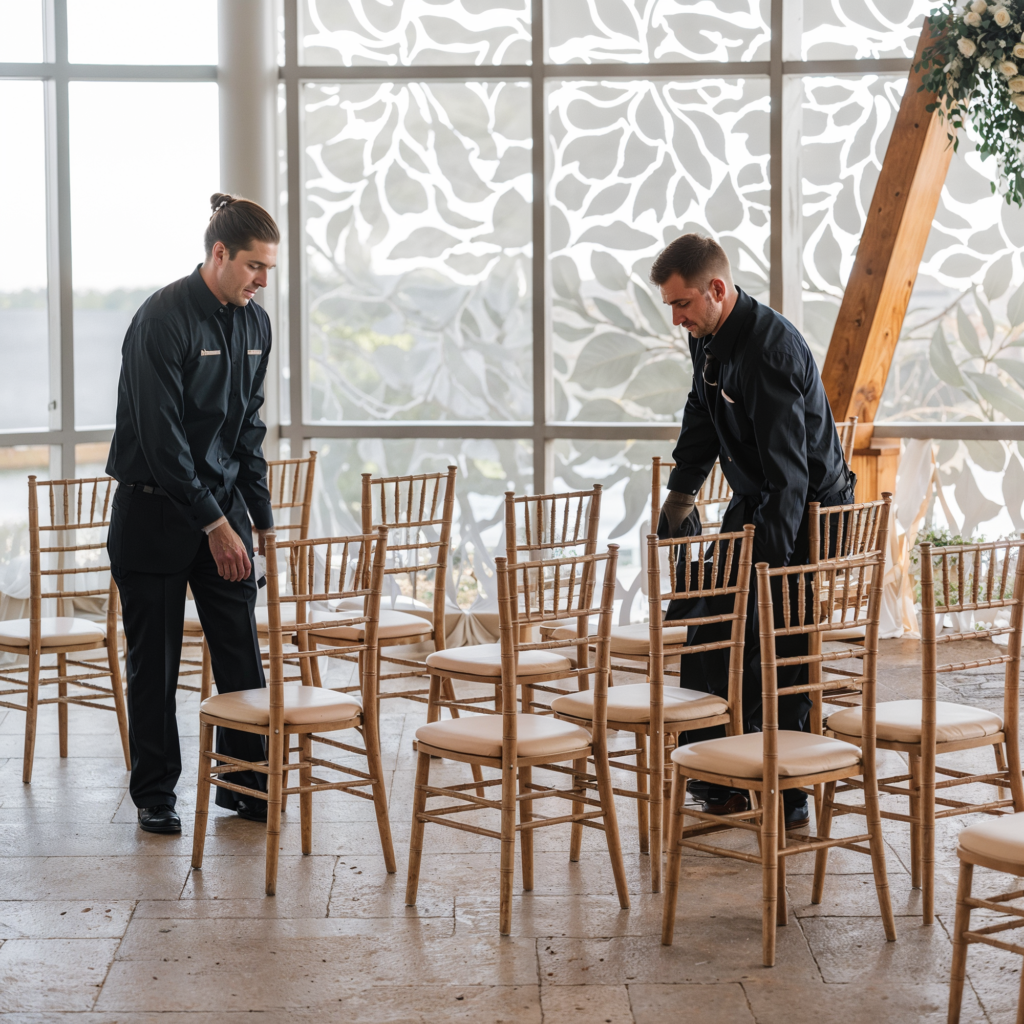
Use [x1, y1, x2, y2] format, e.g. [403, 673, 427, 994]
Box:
[0, 476, 129, 782]
[307, 467, 456, 708]
[836, 416, 858, 467]
[662, 548, 896, 966]
[406, 545, 629, 934]
[551, 525, 755, 892]
[191, 528, 395, 895]
[827, 537, 1024, 924]
[180, 451, 318, 697]
[948, 811, 1024, 1024]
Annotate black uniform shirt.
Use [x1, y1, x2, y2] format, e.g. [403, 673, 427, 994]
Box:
[106, 265, 274, 532]
[667, 287, 848, 567]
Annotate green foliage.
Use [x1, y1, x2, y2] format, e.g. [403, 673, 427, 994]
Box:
[916, 1, 1024, 207]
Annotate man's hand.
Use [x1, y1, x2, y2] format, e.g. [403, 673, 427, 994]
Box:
[658, 490, 697, 539]
[208, 521, 252, 581]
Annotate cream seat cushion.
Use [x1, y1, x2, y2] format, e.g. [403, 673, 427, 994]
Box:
[672, 730, 861, 780]
[552, 682, 728, 725]
[959, 812, 1024, 865]
[538, 621, 688, 654]
[425, 643, 572, 678]
[309, 608, 432, 642]
[828, 700, 1003, 745]
[0, 617, 105, 648]
[200, 685, 361, 727]
[416, 714, 591, 759]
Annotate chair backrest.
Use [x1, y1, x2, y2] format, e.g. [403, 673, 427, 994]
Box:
[919, 538, 1024, 732]
[756, 548, 885, 786]
[496, 545, 619, 748]
[647, 525, 755, 729]
[266, 451, 317, 539]
[264, 528, 388, 707]
[28, 475, 117, 628]
[505, 485, 602, 566]
[836, 416, 858, 467]
[360, 466, 456, 640]
[807, 493, 891, 564]
[650, 457, 732, 533]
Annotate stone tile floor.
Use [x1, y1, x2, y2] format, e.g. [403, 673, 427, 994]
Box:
[0, 638, 1021, 1022]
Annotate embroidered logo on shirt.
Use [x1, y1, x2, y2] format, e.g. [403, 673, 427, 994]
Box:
[247, 349, 262, 356]
[200, 350, 221, 356]
[722, 390, 736, 404]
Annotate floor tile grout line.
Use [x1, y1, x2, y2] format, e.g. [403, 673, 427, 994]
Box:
[89, 897, 139, 1011]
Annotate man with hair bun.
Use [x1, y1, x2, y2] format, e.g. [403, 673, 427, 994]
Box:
[653, 232, 854, 831]
[106, 193, 280, 833]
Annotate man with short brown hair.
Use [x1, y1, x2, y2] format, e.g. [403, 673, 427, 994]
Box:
[654, 232, 854, 830]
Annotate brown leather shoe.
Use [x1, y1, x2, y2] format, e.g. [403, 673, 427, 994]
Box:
[701, 793, 751, 816]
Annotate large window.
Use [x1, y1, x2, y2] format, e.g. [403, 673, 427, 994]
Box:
[9, 1, 1021, 607]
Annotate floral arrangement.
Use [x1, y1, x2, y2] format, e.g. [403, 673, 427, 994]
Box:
[916, 0, 1024, 205]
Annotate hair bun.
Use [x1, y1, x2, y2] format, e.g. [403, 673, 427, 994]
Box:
[210, 192, 235, 214]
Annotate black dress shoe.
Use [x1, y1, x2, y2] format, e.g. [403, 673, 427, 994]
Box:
[234, 797, 268, 823]
[701, 793, 751, 816]
[138, 805, 181, 834]
[785, 803, 810, 832]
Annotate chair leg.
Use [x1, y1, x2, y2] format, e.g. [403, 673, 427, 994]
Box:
[405, 750, 432, 905]
[519, 765, 534, 891]
[594, 741, 630, 912]
[636, 736, 650, 856]
[499, 754, 517, 935]
[57, 652, 68, 758]
[864, 759, 897, 942]
[200, 638, 214, 701]
[776, 808, 788, 927]
[108, 640, 130, 770]
[191, 721, 215, 870]
[21, 647, 41, 784]
[995, 742, 1009, 803]
[651, 729, 663, 894]
[947, 861, 973, 1024]
[811, 781, 836, 904]
[810, 693, 824, 825]
[661, 772, 687, 946]
[569, 756, 587, 863]
[299, 733, 313, 856]
[921, 745, 937, 926]
[762, 787, 779, 967]
[909, 752, 922, 890]
[363, 709, 397, 874]
[265, 726, 284, 897]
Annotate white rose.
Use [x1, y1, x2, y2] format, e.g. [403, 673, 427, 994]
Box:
[971, 0, 987, 11]
[964, 10, 982, 25]
[1013, 93, 1024, 109]
[1010, 75, 1024, 90]
[1000, 58, 1019, 75]
[995, 6, 1012, 26]
[981, 54, 995, 67]
[959, 36, 979, 56]
[1014, 42, 1024, 57]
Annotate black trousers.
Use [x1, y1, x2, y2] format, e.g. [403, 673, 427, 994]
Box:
[112, 536, 267, 809]
[667, 476, 856, 811]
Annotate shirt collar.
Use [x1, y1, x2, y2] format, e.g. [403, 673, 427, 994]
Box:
[187, 264, 230, 321]
[704, 287, 753, 364]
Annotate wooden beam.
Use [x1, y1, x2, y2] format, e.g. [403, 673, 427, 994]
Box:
[821, 22, 954, 436]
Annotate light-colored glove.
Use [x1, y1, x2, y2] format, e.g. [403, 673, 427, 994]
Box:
[659, 490, 696, 538]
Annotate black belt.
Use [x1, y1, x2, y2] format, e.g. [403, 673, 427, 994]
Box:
[120, 483, 170, 498]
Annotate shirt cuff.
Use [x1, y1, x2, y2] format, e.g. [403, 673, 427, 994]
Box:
[201, 516, 228, 535]
[665, 466, 704, 495]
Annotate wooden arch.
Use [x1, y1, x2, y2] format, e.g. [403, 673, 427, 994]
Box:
[821, 24, 954, 499]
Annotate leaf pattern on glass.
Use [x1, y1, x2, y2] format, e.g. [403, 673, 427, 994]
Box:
[549, 78, 769, 422]
[801, 0, 932, 60]
[303, 81, 532, 422]
[300, 0, 531, 66]
[547, 0, 769, 64]
[310, 437, 533, 610]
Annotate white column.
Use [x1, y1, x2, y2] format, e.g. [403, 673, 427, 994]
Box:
[218, 0, 280, 456]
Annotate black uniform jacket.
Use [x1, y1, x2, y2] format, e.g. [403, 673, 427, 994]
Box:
[106, 266, 274, 573]
[667, 288, 849, 568]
